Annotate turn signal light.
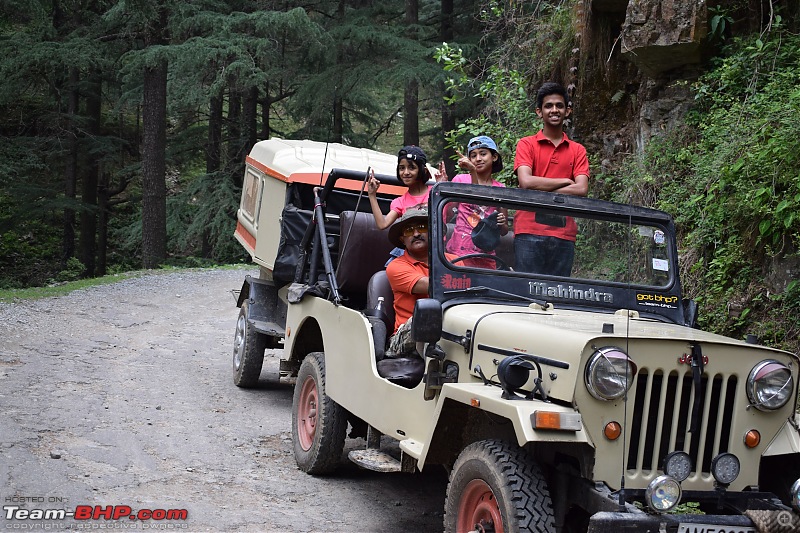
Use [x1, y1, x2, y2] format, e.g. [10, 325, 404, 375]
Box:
[531, 411, 581, 431]
[744, 429, 761, 448]
[604, 421, 622, 440]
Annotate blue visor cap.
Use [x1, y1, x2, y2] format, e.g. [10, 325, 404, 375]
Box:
[467, 135, 503, 173]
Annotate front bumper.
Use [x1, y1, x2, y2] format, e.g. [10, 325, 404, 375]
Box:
[588, 512, 756, 532]
[582, 483, 794, 533]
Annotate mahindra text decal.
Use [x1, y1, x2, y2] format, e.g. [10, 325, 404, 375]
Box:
[529, 282, 613, 303]
[636, 292, 679, 309]
[441, 273, 472, 290]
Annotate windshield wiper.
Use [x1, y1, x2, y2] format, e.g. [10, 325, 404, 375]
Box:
[443, 286, 550, 309]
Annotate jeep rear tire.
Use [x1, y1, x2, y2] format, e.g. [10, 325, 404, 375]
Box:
[444, 439, 555, 533]
[232, 301, 266, 387]
[292, 352, 347, 474]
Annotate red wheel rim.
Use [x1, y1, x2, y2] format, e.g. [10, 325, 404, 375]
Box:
[296, 376, 318, 451]
[457, 479, 503, 533]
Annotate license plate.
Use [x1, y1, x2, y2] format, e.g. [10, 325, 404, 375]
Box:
[677, 524, 756, 533]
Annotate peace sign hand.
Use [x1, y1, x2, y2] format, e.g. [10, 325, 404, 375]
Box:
[435, 160, 448, 182]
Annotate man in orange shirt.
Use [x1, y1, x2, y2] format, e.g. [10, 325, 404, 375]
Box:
[385, 208, 431, 358]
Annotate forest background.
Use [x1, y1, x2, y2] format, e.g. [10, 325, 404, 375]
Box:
[1, 0, 799, 353]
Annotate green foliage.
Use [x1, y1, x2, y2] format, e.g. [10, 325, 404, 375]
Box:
[435, 1, 578, 184]
[610, 26, 800, 352]
[52, 257, 86, 284]
[165, 170, 248, 263]
[435, 45, 538, 185]
[709, 5, 734, 41]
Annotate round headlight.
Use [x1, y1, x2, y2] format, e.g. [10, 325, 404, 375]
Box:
[646, 475, 682, 513]
[663, 451, 692, 482]
[791, 478, 800, 513]
[585, 347, 637, 401]
[711, 453, 740, 485]
[746, 360, 794, 411]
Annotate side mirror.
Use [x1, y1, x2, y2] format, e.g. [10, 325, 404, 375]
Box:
[682, 299, 698, 329]
[411, 298, 442, 343]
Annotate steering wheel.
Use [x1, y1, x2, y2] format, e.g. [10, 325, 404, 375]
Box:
[451, 253, 511, 271]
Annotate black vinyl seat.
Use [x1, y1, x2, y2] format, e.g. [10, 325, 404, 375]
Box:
[366, 270, 424, 388]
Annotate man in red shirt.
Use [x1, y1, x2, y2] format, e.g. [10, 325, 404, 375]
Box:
[513, 82, 590, 276]
[385, 208, 431, 357]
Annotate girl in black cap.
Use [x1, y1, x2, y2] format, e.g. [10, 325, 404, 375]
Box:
[366, 145, 445, 230]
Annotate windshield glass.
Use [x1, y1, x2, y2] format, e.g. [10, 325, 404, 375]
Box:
[441, 198, 672, 288]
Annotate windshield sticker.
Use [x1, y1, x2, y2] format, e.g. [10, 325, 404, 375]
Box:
[636, 293, 679, 309]
[652, 258, 669, 271]
[529, 282, 613, 303]
[653, 229, 666, 245]
[440, 273, 472, 290]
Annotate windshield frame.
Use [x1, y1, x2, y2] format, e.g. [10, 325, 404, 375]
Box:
[428, 182, 686, 324]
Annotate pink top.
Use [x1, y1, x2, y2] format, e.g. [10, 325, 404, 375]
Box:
[445, 174, 505, 257]
[390, 186, 432, 215]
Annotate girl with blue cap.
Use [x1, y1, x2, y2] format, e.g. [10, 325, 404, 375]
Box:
[445, 135, 509, 269]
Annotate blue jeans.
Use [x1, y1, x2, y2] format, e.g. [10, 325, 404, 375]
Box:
[514, 234, 575, 277]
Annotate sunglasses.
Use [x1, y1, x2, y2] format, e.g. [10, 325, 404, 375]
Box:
[402, 224, 428, 237]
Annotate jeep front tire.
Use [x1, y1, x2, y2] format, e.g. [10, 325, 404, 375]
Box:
[444, 439, 555, 533]
[292, 351, 347, 474]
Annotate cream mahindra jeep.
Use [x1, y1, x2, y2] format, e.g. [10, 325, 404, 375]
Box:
[232, 138, 800, 532]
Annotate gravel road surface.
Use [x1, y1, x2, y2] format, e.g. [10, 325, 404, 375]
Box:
[0, 268, 447, 532]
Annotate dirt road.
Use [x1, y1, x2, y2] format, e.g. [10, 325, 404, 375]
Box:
[0, 268, 447, 532]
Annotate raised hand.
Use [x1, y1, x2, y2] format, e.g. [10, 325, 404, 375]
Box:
[435, 160, 449, 182]
[367, 168, 379, 195]
[456, 150, 475, 173]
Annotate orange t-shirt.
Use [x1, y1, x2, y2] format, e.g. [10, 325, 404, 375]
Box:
[386, 251, 458, 333]
[386, 252, 428, 334]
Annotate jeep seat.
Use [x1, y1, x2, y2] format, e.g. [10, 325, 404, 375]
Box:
[336, 210, 396, 304]
[366, 270, 395, 331]
[366, 270, 424, 389]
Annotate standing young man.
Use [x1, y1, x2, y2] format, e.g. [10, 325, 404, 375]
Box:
[513, 82, 590, 276]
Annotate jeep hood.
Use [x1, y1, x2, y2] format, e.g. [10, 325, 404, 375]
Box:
[441, 303, 790, 404]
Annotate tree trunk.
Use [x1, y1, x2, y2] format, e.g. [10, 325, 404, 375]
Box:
[333, 94, 343, 143]
[228, 88, 241, 167]
[331, 0, 346, 142]
[79, 72, 101, 277]
[260, 80, 270, 141]
[207, 93, 222, 174]
[63, 67, 79, 268]
[403, 80, 419, 147]
[440, 0, 456, 176]
[97, 171, 109, 276]
[141, 59, 168, 269]
[403, 0, 419, 146]
[244, 86, 258, 153]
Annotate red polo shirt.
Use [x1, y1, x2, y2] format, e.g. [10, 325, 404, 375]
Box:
[513, 131, 590, 241]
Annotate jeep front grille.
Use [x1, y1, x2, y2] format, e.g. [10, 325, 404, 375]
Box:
[626, 369, 737, 476]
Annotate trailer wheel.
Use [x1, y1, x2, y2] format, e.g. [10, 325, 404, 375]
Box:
[292, 352, 346, 474]
[444, 439, 555, 533]
[232, 301, 266, 387]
